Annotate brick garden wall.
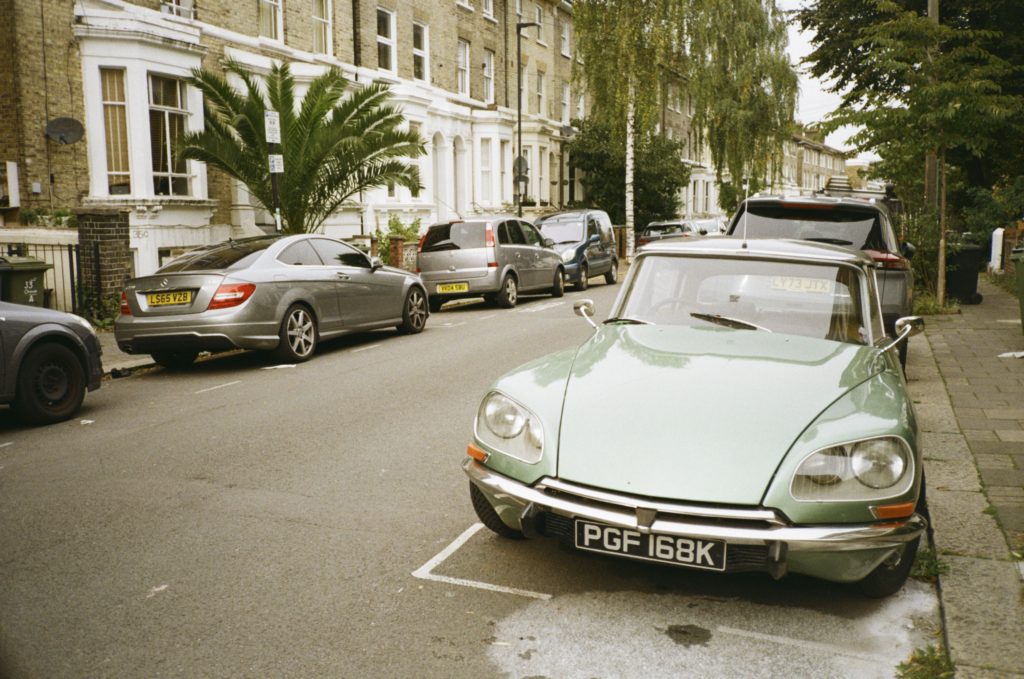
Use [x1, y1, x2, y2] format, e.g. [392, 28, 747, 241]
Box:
[76, 208, 132, 306]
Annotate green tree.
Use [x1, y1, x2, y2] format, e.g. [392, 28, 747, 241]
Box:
[572, 0, 797, 232]
[566, 118, 692, 227]
[178, 60, 424, 234]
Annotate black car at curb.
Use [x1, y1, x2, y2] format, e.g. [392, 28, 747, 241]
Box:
[1, 302, 103, 425]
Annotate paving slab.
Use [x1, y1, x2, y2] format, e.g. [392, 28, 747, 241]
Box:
[919, 431, 971, 462]
[940, 556, 1024, 674]
[929, 490, 1010, 560]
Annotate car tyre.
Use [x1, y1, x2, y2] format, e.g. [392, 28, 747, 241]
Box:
[857, 477, 926, 598]
[551, 269, 565, 298]
[151, 350, 199, 370]
[495, 274, 518, 308]
[13, 343, 86, 425]
[397, 287, 428, 334]
[604, 259, 619, 285]
[428, 297, 444, 314]
[575, 263, 590, 291]
[274, 304, 318, 363]
[470, 482, 524, 539]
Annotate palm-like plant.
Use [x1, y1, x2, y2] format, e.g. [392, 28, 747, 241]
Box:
[178, 60, 424, 234]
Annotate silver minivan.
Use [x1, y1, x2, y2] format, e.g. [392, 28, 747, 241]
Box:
[417, 216, 565, 311]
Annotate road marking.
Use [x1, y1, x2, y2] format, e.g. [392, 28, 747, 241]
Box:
[716, 626, 884, 663]
[441, 322, 467, 328]
[479, 314, 497, 321]
[195, 380, 241, 394]
[517, 301, 565, 314]
[0, 442, 13, 449]
[352, 343, 382, 353]
[262, 364, 296, 370]
[412, 523, 552, 601]
[146, 584, 169, 598]
[80, 420, 94, 425]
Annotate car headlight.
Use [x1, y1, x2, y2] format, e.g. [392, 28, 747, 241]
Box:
[475, 391, 545, 464]
[791, 436, 912, 501]
[561, 249, 576, 263]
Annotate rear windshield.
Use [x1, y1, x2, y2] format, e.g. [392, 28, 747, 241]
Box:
[421, 222, 486, 252]
[731, 204, 886, 250]
[644, 223, 687, 235]
[158, 237, 279, 272]
[537, 215, 585, 244]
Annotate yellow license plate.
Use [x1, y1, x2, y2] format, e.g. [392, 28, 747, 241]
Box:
[437, 283, 469, 294]
[770, 276, 833, 294]
[146, 290, 193, 306]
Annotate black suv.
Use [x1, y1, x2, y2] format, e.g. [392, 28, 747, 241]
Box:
[726, 195, 915, 366]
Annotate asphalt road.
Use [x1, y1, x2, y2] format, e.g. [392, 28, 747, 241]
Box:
[0, 280, 939, 678]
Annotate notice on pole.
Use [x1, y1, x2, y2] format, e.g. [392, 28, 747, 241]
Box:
[264, 110, 281, 144]
[268, 154, 284, 174]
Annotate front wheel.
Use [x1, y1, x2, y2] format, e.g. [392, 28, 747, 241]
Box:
[495, 274, 518, 308]
[151, 350, 198, 370]
[857, 535, 919, 598]
[551, 269, 565, 298]
[470, 482, 523, 539]
[397, 287, 428, 334]
[575, 263, 590, 291]
[13, 343, 86, 425]
[274, 304, 318, 363]
[604, 259, 619, 285]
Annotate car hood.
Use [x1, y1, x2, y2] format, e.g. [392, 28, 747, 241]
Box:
[552, 242, 581, 256]
[556, 325, 882, 505]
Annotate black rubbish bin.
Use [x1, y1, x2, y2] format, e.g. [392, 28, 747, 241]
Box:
[946, 241, 985, 305]
[0, 255, 53, 307]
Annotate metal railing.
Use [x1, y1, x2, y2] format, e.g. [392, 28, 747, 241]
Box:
[1, 242, 95, 314]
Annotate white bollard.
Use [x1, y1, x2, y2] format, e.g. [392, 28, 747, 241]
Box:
[990, 227, 1004, 273]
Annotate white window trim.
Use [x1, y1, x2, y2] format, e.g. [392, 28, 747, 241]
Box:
[483, 49, 495, 104]
[482, 0, 495, 20]
[560, 20, 570, 57]
[535, 70, 545, 117]
[516, 0, 522, 17]
[312, 0, 333, 55]
[376, 8, 396, 74]
[535, 6, 545, 44]
[457, 39, 470, 96]
[412, 22, 430, 83]
[456, 0, 474, 10]
[148, 73, 192, 197]
[258, 0, 284, 42]
[561, 82, 570, 124]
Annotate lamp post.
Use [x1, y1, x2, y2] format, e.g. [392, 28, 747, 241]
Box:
[515, 20, 539, 217]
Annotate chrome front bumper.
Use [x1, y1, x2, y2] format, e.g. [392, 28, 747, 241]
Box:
[464, 459, 926, 568]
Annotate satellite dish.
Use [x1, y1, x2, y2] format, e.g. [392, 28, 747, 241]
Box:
[45, 117, 84, 145]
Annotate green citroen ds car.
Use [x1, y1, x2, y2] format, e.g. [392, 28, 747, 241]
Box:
[464, 237, 926, 597]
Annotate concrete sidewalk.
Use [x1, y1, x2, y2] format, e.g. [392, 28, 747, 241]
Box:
[96, 329, 153, 374]
[909, 278, 1024, 677]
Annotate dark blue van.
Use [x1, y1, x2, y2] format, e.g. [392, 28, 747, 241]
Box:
[535, 209, 618, 290]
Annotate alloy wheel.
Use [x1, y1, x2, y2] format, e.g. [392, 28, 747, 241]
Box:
[287, 308, 315, 357]
[407, 289, 427, 331]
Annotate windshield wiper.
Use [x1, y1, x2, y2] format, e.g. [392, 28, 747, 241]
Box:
[806, 237, 854, 246]
[690, 312, 772, 332]
[603, 317, 650, 325]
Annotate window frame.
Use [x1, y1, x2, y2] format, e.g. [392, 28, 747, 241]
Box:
[535, 6, 544, 43]
[412, 22, 430, 82]
[535, 69, 545, 116]
[376, 7, 396, 74]
[560, 19, 570, 57]
[457, 39, 470, 96]
[258, 0, 283, 41]
[312, 0, 332, 55]
[100, 68, 131, 196]
[483, 49, 495, 104]
[148, 72, 192, 197]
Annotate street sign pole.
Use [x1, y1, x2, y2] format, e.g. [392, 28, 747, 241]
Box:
[265, 111, 283, 232]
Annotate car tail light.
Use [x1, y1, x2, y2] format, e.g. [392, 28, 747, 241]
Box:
[120, 291, 132, 316]
[207, 282, 256, 310]
[485, 225, 498, 268]
[865, 249, 910, 271]
[638, 237, 651, 246]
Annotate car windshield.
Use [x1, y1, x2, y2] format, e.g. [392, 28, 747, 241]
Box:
[420, 222, 486, 251]
[617, 254, 867, 344]
[158, 237, 279, 272]
[537, 216, 585, 244]
[694, 219, 722, 234]
[732, 204, 886, 250]
[645, 224, 686, 235]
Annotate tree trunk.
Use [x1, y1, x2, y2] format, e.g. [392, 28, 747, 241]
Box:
[624, 79, 636, 262]
[937, 146, 947, 305]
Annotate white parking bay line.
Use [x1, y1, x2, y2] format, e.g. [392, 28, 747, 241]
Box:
[195, 380, 241, 394]
[716, 626, 883, 664]
[352, 344, 382, 353]
[412, 523, 553, 601]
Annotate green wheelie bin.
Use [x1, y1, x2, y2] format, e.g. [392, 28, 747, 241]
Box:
[0, 255, 53, 307]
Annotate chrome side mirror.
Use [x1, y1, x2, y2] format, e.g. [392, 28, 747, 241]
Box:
[880, 315, 924, 354]
[370, 256, 384, 271]
[574, 299, 597, 329]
